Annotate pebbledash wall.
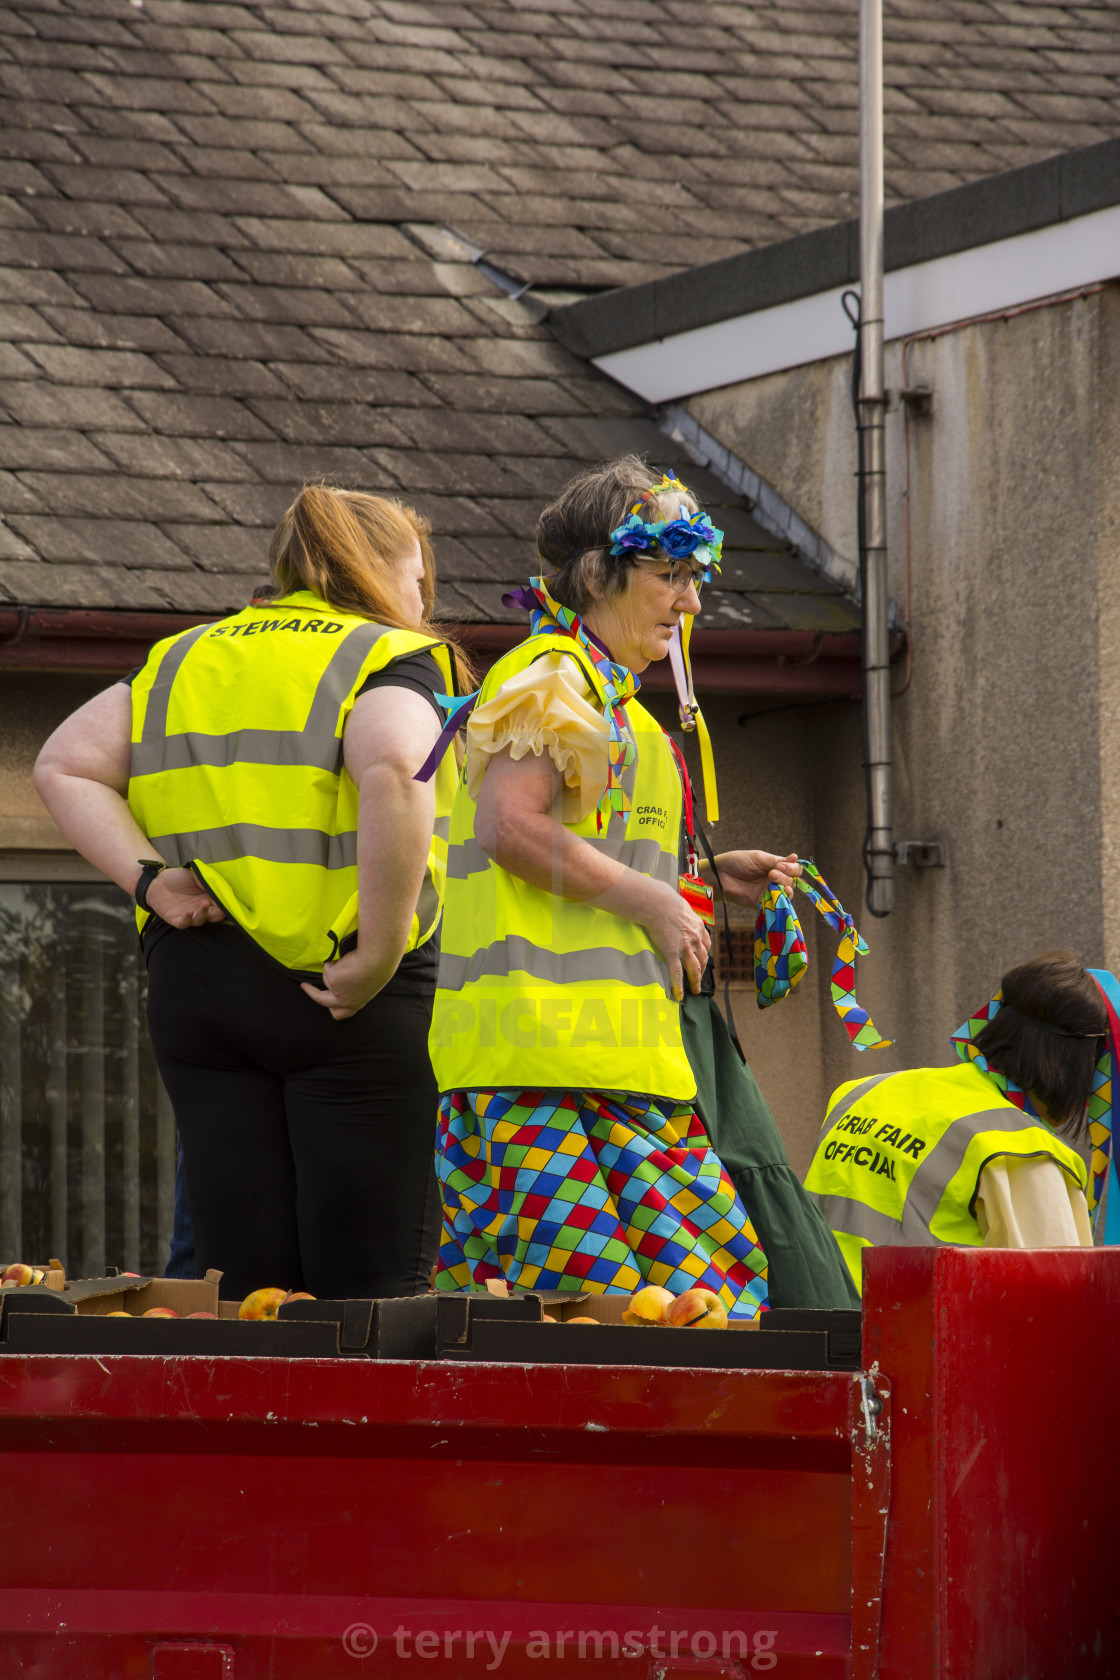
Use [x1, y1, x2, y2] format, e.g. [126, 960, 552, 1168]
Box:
[672, 286, 1120, 1173]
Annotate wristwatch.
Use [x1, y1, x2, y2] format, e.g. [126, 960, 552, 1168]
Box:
[134, 859, 167, 912]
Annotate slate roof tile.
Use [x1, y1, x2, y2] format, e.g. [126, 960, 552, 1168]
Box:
[243, 399, 409, 448]
[263, 362, 441, 405]
[224, 440, 396, 485]
[0, 303, 63, 343]
[1, 0, 1115, 623]
[150, 354, 291, 397]
[125, 391, 277, 440]
[19, 343, 182, 390]
[160, 522, 269, 572]
[112, 241, 258, 281]
[0, 381, 150, 434]
[6, 513, 194, 569]
[0, 559, 173, 608]
[90, 432, 262, 483]
[212, 282, 360, 327]
[35, 309, 190, 354]
[0, 343, 41, 380]
[0, 426, 116, 474]
[198, 479, 293, 527]
[0, 469, 46, 513]
[305, 327, 477, 374]
[67, 273, 241, 318]
[130, 565, 253, 613]
[13, 471, 224, 523]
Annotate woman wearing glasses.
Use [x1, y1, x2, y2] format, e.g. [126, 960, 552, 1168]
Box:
[428, 455, 856, 1315]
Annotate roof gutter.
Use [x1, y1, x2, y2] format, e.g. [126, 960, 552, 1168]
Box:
[0, 609, 900, 697]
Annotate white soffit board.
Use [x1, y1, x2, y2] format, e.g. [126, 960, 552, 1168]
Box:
[594, 204, 1120, 402]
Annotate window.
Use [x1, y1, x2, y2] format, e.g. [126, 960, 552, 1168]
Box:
[0, 881, 173, 1277]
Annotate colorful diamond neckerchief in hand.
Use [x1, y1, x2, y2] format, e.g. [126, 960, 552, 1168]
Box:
[950, 976, 1118, 1235]
[755, 859, 891, 1051]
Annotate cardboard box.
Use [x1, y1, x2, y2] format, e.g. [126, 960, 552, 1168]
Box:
[0, 1278, 440, 1360]
[277, 1294, 439, 1359]
[435, 1291, 861, 1371]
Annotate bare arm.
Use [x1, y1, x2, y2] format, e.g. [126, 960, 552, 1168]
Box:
[301, 685, 440, 1020]
[33, 684, 222, 928]
[474, 746, 710, 1001]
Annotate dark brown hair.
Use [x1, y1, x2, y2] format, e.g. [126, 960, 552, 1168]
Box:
[973, 951, 1106, 1136]
[535, 453, 699, 613]
[268, 483, 474, 691]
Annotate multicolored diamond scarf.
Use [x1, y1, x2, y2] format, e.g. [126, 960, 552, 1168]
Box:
[415, 577, 640, 834]
[504, 575, 640, 833]
[755, 858, 891, 1051]
[950, 970, 1120, 1237]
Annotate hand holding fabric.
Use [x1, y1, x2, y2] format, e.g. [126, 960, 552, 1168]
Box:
[302, 950, 391, 1021]
[146, 867, 225, 929]
[708, 850, 801, 907]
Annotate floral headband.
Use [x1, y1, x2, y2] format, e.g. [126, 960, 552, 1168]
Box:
[608, 472, 724, 578]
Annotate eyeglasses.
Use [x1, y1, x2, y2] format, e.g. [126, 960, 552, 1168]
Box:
[634, 556, 707, 594]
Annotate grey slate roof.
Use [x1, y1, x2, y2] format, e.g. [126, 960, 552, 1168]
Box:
[1, 0, 1117, 634]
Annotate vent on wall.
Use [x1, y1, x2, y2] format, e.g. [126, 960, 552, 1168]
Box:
[713, 927, 756, 989]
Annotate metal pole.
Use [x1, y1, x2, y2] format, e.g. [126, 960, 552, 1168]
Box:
[81, 917, 105, 1277]
[859, 0, 894, 915]
[48, 959, 68, 1265]
[120, 944, 140, 1274]
[0, 956, 22, 1261]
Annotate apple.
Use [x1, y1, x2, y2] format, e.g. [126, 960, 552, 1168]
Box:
[566, 1316, 600, 1324]
[119, 1272, 142, 1278]
[622, 1284, 674, 1326]
[142, 1307, 180, 1318]
[106, 1311, 132, 1317]
[542, 1312, 558, 1322]
[666, 1287, 729, 1329]
[283, 1291, 315, 1302]
[186, 1311, 217, 1319]
[239, 1287, 288, 1321]
[1, 1263, 35, 1287]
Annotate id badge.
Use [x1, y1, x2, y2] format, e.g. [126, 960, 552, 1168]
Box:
[678, 871, 715, 927]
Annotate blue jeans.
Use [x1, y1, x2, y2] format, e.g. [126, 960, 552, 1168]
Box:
[163, 1138, 197, 1279]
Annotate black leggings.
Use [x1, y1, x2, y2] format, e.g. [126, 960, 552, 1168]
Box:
[146, 921, 442, 1301]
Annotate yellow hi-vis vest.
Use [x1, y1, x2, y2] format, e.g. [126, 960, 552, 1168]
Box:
[127, 589, 458, 974]
[804, 1060, 1088, 1292]
[429, 628, 696, 1100]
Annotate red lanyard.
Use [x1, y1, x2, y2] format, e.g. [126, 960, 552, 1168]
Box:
[665, 733, 700, 875]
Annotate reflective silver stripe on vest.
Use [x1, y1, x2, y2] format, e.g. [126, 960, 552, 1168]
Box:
[148, 824, 357, 870]
[304, 620, 395, 734]
[444, 833, 677, 884]
[414, 874, 440, 941]
[809, 1194, 919, 1249]
[132, 729, 343, 777]
[819, 1073, 892, 1135]
[140, 621, 216, 743]
[904, 1105, 1054, 1234]
[810, 1094, 1060, 1246]
[438, 936, 669, 994]
[134, 618, 414, 779]
[446, 837, 492, 880]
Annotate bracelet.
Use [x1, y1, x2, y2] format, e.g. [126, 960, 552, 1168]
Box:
[134, 859, 167, 912]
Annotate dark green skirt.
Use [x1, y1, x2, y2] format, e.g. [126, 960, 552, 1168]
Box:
[681, 993, 859, 1310]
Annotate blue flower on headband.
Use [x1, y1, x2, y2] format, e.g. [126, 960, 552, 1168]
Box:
[608, 506, 725, 569]
[658, 518, 704, 558]
[609, 513, 666, 556]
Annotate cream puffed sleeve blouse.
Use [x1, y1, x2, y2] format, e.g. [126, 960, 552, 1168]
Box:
[464, 650, 609, 825]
